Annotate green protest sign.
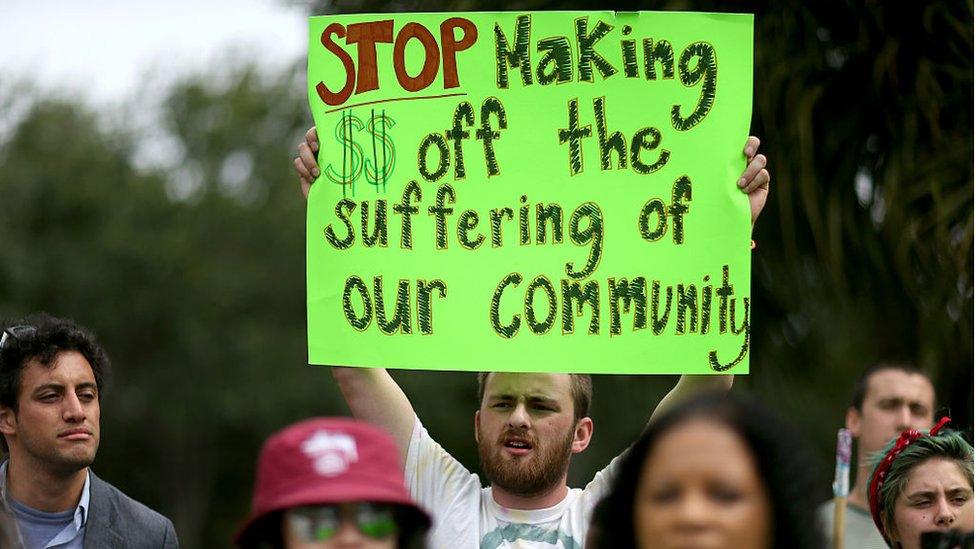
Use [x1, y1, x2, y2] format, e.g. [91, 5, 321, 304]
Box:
[307, 11, 754, 374]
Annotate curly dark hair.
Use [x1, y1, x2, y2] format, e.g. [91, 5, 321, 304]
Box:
[590, 391, 826, 549]
[0, 313, 110, 451]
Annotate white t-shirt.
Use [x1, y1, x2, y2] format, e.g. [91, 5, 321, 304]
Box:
[404, 418, 619, 549]
[817, 499, 887, 549]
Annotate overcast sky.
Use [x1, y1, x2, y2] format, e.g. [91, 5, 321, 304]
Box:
[1, 0, 311, 105]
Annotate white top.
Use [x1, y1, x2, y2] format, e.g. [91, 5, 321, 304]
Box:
[404, 419, 620, 549]
[817, 499, 888, 549]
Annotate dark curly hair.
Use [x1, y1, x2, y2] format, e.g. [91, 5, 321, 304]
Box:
[0, 313, 110, 452]
[590, 391, 825, 549]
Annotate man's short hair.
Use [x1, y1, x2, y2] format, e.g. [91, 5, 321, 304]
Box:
[476, 373, 592, 422]
[0, 313, 110, 451]
[850, 360, 933, 412]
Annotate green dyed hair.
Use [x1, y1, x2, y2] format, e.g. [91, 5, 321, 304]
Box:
[868, 429, 974, 540]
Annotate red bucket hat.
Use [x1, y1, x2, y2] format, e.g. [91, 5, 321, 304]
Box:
[235, 417, 430, 546]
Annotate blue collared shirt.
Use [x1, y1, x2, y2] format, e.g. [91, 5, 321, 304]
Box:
[0, 460, 90, 549]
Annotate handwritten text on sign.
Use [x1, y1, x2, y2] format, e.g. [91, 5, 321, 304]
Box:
[306, 12, 754, 374]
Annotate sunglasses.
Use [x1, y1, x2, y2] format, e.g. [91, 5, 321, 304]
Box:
[0, 325, 36, 350]
[286, 502, 398, 542]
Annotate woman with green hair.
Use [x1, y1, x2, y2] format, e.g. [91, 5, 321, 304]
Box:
[868, 417, 974, 549]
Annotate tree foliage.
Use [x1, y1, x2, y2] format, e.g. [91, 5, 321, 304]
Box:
[0, 64, 348, 546]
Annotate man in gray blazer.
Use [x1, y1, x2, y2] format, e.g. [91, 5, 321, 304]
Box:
[0, 314, 177, 548]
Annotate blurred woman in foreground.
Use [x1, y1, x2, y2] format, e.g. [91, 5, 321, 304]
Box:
[589, 392, 825, 549]
[868, 418, 974, 549]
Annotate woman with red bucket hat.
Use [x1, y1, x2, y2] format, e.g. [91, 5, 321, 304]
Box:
[235, 418, 431, 549]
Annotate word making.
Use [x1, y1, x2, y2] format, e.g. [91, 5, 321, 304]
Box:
[313, 14, 718, 133]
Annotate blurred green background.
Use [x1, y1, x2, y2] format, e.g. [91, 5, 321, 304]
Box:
[0, 1, 971, 547]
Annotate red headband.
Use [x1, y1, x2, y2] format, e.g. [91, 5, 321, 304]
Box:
[868, 416, 952, 541]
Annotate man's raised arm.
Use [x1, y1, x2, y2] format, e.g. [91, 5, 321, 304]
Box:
[648, 135, 768, 424]
[296, 127, 416, 463]
[650, 374, 734, 423]
[294, 126, 319, 199]
[331, 367, 416, 464]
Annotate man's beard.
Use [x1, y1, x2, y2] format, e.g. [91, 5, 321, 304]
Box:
[479, 425, 576, 497]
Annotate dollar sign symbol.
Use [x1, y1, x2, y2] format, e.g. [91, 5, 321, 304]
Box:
[324, 110, 364, 196]
[364, 109, 396, 192]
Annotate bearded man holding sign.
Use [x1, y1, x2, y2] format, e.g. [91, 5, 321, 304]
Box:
[296, 11, 768, 549]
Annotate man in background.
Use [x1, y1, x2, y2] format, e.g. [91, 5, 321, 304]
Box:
[0, 314, 178, 549]
[820, 360, 937, 548]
